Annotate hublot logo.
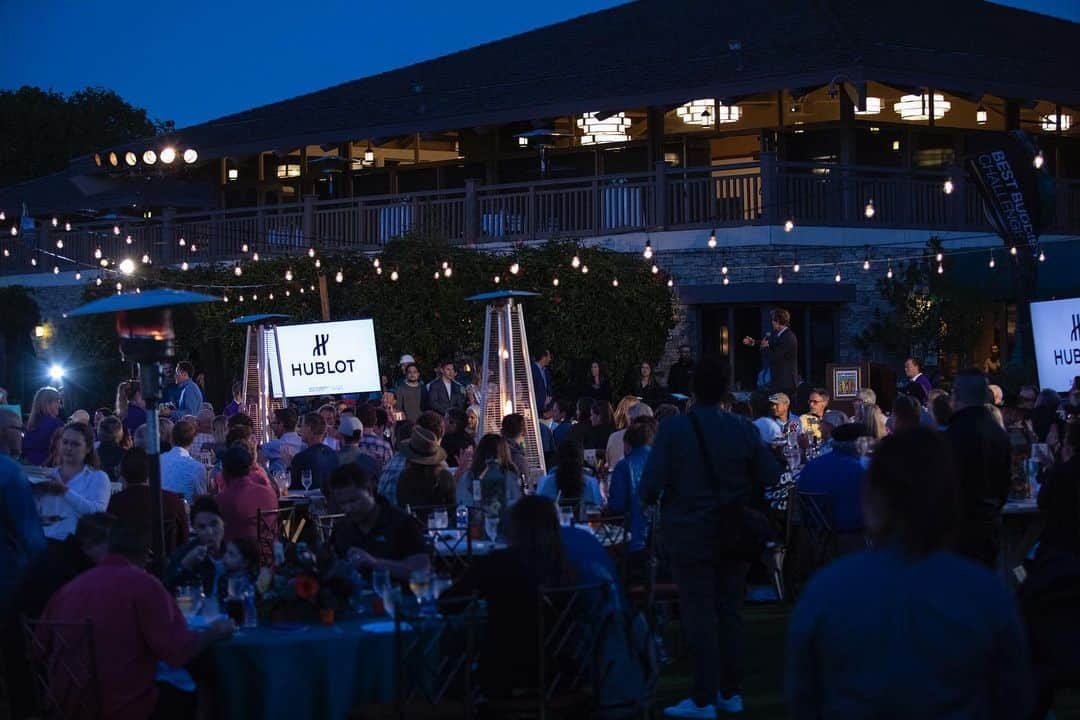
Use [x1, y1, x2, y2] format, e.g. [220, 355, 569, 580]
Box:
[1071, 314, 1080, 343]
[313, 333, 329, 357]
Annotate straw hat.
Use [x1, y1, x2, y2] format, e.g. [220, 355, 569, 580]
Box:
[400, 426, 446, 466]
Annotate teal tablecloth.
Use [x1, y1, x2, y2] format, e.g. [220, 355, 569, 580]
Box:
[212, 618, 397, 720]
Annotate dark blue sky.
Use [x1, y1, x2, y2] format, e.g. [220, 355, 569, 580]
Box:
[1, 0, 1076, 129]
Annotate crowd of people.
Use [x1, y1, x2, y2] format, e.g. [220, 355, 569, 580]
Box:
[1, 312, 1079, 719]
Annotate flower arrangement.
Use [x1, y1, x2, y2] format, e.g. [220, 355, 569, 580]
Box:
[257, 541, 356, 624]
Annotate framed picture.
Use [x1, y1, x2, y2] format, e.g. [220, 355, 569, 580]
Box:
[833, 369, 860, 398]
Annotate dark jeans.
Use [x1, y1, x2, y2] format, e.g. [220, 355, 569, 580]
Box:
[673, 557, 749, 706]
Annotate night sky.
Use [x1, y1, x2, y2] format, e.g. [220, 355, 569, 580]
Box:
[1, 0, 1076, 129]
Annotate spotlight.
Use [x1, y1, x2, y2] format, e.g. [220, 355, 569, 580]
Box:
[125, 151, 137, 167]
[143, 150, 157, 165]
[119, 258, 136, 275]
[160, 147, 176, 164]
[48, 364, 64, 382]
[183, 149, 198, 164]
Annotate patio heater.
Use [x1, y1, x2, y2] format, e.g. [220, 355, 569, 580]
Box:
[230, 314, 290, 445]
[67, 289, 220, 573]
[467, 290, 546, 483]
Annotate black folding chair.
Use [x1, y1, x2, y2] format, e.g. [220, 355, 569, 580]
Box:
[407, 504, 477, 576]
[313, 512, 346, 546]
[256, 506, 297, 563]
[20, 617, 99, 720]
[784, 490, 836, 599]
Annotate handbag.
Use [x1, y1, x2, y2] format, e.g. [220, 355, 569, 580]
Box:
[688, 412, 774, 562]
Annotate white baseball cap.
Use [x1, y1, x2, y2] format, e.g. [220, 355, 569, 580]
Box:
[399, 354, 416, 365]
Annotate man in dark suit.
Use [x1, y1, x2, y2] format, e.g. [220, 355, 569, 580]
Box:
[743, 308, 799, 398]
[531, 349, 552, 415]
[427, 360, 466, 416]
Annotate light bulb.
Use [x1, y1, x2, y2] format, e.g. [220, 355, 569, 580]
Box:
[99, 259, 108, 267]
[1034, 151, 1044, 169]
[793, 261, 800, 273]
[160, 147, 176, 164]
[239, 295, 244, 303]
[988, 255, 996, 269]
[55, 239, 63, 249]
[0, 211, 4, 221]
[651, 264, 659, 275]
[552, 277, 560, 287]
[936, 251, 943, 262]
[125, 235, 133, 245]
[943, 178, 954, 195]
[52, 266, 59, 274]
[181, 261, 189, 271]
[373, 258, 380, 268]
[1039, 249, 1046, 262]
[434, 271, 440, 280]
[863, 258, 870, 270]
[95, 277, 102, 286]
[1011, 246, 1018, 256]
[285, 269, 294, 282]
[285, 290, 290, 297]
[8, 227, 15, 237]
[835, 269, 842, 283]
[722, 276, 730, 285]
[784, 219, 794, 233]
[64, 222, 71, 232]
[937, 263, 944, 274]
[75, 271, 81, 280]
[887, 266, 894, 279]
[234, 265, 242, 276]
[51, 217, 58, 227]
[178, 237, 186, 247]
[493, 275, 501, 284]
[667, 278, 674, 288]
[390, 270, 399, 281]
[444, 267, 452, 278]
[376, 267, 382, 275]
[335, 270, 343, 283]
[241, 243, 249, 253]
[509, 262, 519, 275]
[314, 258, 321, 269]
[612, 278, 619, 287]
[777, 271, 784, 285]
[252, 251, 259, 262]
[252, 294, 258, 301]
[707, 230, 717, 248]
[643, 240, 653, 260]
[1, 248, 7, 257]
[115, 282, 122, 291]
[268, 293, 274, 300]
[864, 199, 875, 218]
[581, 265, 589, 274]
[571, 255, 581, 268]
[143, 253, 151, 264]
[721, 263, 728, 275]
[119, 258, 135, 274]
[308, 248, 316, 258]
[113, 225, 120, 235]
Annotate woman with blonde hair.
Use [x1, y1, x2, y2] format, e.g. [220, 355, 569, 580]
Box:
[854, 401, 888, 440]
[24, 386, 64, 465]
[612, 395, 640, 432]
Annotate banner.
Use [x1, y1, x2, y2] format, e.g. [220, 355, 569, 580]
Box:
[273, 319, 381, 397]
[965, 131, 1053, 246]
[1030, 297, 1080, 392]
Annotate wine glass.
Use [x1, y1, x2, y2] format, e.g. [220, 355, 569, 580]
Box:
[409, 569, 432, 601]
[484, 515, 499, 543]
[372, 567, 391, 598]
[301, 470, 313, 494]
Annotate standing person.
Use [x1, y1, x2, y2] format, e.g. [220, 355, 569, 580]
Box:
[395, 364, 428, 423]
[786, 428, 1031, 719]
[352, 404, 393, 476]
[641, 357, 781, 717]
[319, 403, 342, 451]
[223, 381, 243, 418]
[159, 419, 209, 502]
[632, 361, 667, 409]
[0, 411, 45, 615]
[531, 349, 553, 415]
[95, 416, 126, 482]
[668, 345, 696, 397]
[946, 369, 1012, 568]
[119, 380, 148, 437]
[583, 361, 612, 405]
[290, 412, 340, 492]
[428, 360, 466, 416]
[23, 386, 64, 466]
[174, 361, 204, 419]
[904, 357, 934, 397]
[607, 416, 657, 582]
[33, 423, 110, 542]
[742, 309, 799, 399]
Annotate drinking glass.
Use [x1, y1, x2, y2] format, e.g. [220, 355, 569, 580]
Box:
[176, 586, 203, 620]
[559, 507, 574, 527]
[301, 470, 313, 493]
[409, 569, 432, 601]
[372, 567, 391, 598]
[484, 516, 499, 542]
[436, 508, 449, 530]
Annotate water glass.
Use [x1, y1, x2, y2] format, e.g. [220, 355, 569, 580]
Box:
[484, 516, 499, 542]
[372, 567, 391, 598]
[301, 470, 313, 493]
[559, 507, 574, 527]
[435, 508, 449, 530]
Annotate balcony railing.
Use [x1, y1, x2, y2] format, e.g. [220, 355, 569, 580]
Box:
[10, 154, 1080, 275]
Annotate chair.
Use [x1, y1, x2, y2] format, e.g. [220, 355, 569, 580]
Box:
[784, 491, 836, 599]
[313, 512, 345, 545]
[255, 506, 297, 563]
[20, 617, 100, 720]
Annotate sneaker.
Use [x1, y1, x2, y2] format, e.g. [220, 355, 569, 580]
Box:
[715, 693, 744, 713]
[664, 699, 717, 718]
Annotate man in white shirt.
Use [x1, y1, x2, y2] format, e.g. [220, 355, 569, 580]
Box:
[160, 419, 208, 502]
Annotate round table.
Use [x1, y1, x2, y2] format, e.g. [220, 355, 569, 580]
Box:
[212, 617, 398, 720]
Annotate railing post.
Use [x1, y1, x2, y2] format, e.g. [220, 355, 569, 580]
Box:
[527, 186, 536, 241]
[303, 195, 316, 251]
[951, 173, 966, 230]
[464, 179, 479, 246]
[653, 160, 667, 230]
[162, 207, 175, 264]
[759, 151, 777, 225]
[357, 199, 367, 247]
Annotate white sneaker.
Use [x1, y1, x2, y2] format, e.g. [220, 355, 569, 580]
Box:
[664, 699, 717, 718]
[715, 693, 744, 713]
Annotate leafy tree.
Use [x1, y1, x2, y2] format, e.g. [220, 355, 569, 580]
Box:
[0, 86, 173, 187]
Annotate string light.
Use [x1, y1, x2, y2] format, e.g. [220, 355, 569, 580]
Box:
[552, 277, 560, 287]
[721, 259, 729, 275]
[493, 275, 501, 284]
[95, 277, 102, 286]
[373, 258, 381, 268]
[612, 278, 619, 287]
[667, 278, 674, 288]
[113, 225, 120, 236]
[792, 255, 800, 273]
[707, 229, 717, 248]
[1034, 151, 1045, 169]
[241, 243, 249, 253]
[863, 250, 871, 270]
[10, 227, 16, 237]
[0, 211, 4, 221]
[834, 267, 842, 283]
[571, 255, 581, 269]
[887, 261, 894, 279]
[234, 266, 242, 277]
[643, 239, 653, 260]
[52, 266, 59, 275]
[252, 251, 260, 262]
[442, 261, 449, 269]
[100, 259, 109, 267]
[581, 265, 589, 274]
[935, 251, 943, 262]
[335, 270, 344, 283]
[190, 245, 197, 253]
[777, 270, 784, 285]
[784, 219, 794, 233]
[433, 271, 440, 280]
[509, 262, 520, 275]
[74, 271, 81, 280]
[988, 252, 996, 269]
[943, 178, 954, 195]
[51, 217, 58, 227]
[390, 270, 399, 281]
[1, 248, 6, 257]
[864, 199, 875, 219]
[223, 294, 229, 303]
[285, 269, 293, 281]
[722, 275, 730, 285]
[314, 258, 321, 269]
[55, 239, 63, 249]
[285, 290, 291, 296]
[376, 267, 382, 275]
[650, 264, 659, 274]
[181, 261, 189, 271]
[443, 267, 453, 278]
[300, 287, 305, 294]
[178, 237, 186, 247]
[310, 285, 315, 291]
[268, 293, 274, 300]
[308, 248, 316, 258]
[1039, 247, 1046, 262]
[64, 222, 71, 232]
[937, 262, 944, 274]
[1010, 246, 1018, 256]
[125, 235, 133, 245]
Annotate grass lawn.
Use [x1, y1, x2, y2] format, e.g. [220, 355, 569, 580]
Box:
[653, 604, 1080, 719]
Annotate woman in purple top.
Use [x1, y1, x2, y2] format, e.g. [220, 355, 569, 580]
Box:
[23, 387, 64, 465]
[222, 381, 243, 418]
[118, 380, 147, 436]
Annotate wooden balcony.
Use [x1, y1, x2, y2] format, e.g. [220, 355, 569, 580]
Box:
[13, 155, 1080, 274]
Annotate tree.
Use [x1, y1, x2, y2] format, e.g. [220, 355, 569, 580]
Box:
[0, 86, 173, 187]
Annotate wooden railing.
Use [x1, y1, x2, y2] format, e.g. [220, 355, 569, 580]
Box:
[10, 156, 1080, 275]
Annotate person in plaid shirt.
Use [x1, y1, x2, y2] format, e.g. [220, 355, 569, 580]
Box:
[378, 421, 414, 506]
[356, 404, 394, 476]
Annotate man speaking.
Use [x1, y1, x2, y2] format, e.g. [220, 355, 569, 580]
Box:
[743, 308, 799, 399]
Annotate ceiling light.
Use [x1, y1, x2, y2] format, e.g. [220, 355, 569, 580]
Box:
[577, 112, 632, 145]
[893, 93, 951, 120]
[675, 99, 741, 126]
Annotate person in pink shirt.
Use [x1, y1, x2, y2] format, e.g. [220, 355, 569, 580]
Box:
[216, 446, 278, 544]
[38, 522, 233, 719]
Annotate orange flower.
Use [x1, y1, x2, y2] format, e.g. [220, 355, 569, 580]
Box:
[291, 575, 320, 600]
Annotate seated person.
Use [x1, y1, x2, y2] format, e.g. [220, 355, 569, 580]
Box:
[216, 537, 260, 603]
[396, 426, 456, 508]
[164, 497, 226, 597]
[107, 448, 188, 557]
[326, 463, 429, 582]
[215, 446, 278, 544]
[290, 412, 340, 492]
[39, 521, 234, 720]
[795, 423, 869, 555]
[19, 512, 113, 619]
[606, 417, 657, 582]
[443, 496, 578, 700]
[96, 416, 126, 482]
[800, 388, 848, 442]
[536, 440, 603, 509]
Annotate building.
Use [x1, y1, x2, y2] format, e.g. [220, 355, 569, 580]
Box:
[2, 0, 1079, 389]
